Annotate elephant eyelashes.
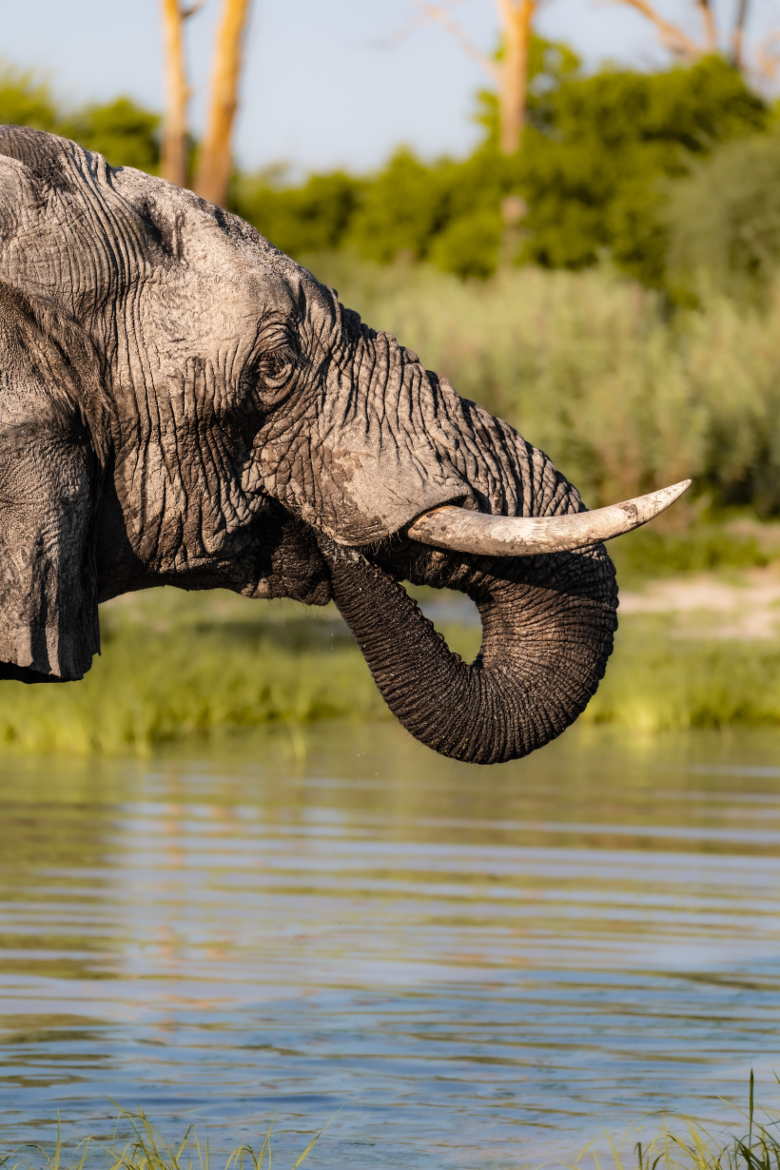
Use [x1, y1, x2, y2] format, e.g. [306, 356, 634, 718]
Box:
[253, 346, 300, 404]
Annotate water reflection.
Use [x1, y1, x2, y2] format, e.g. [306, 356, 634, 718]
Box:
[0, 725, 779, 1168]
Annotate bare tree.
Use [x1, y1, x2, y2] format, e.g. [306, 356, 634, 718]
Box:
[160, 0, 203, 187]
[410, 0, 537, 154]
[497, 0, 536, 154]
[194, 0, 254, 206]
[610, 0, 766, 68]
[732, 0, 750, 68]
[755, 26, 780, 79]
[610, 0, 705, 57]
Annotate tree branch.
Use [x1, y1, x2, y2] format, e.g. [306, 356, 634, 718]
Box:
[732, 0, 750, 68]
[693, 0, 718, 52]
[609, 0, 704, 59]
[756, 28, 780, 81]
[408, 0, 501, 81]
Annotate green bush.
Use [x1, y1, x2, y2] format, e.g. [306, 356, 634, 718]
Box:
[234, 50, 765, 287]
[515, 54, 767, 284]
[233, 169, 363, 256]
[664, 127, 780, 299]
[0, 63, 160, 173]
[61, 96, 160, 172]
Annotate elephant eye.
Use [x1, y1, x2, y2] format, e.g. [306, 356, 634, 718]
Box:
[255, 345, 299, 401]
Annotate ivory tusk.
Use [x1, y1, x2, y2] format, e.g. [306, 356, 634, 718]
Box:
[406, 480, 692, 557]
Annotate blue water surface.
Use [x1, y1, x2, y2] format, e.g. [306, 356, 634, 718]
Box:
[1, 723, 779, 1168]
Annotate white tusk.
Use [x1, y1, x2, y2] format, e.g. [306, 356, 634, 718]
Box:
[406, 480, 692, 557]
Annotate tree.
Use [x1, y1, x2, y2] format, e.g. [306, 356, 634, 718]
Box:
[159, 0, 202, 186]
[513, 55, 767, 284]
[194, 0, 254, 206]
[609, 0, 764, 75]
[63, 97, 161, 172]
[408, 1, 538, 154]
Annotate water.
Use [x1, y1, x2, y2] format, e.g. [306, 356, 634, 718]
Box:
[1, 722, 780, 1168]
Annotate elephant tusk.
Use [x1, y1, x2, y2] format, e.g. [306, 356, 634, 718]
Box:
[406, 479, 692, 557]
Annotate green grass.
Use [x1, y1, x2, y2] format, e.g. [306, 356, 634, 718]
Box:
[582, 615, 780, 734]
[1, 1104, 326, 1170]
[0, 590, 392, 755]
[570, 1074, 780, 1170]
[607, 521, 780, 587]
[1, 585, 780, 754]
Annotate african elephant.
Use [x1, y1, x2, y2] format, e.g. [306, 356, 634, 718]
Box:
[0, 126, 687, 764]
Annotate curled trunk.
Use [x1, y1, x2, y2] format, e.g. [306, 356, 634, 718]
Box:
[323, 539, 617, 765]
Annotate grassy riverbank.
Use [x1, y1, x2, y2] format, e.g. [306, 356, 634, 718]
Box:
[0, 590, 391, 754]
[2, 560, 780, 753]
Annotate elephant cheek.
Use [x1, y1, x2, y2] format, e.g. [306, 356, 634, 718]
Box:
[257, 436, 469, 547]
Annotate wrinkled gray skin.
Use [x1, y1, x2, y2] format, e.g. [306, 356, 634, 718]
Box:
[0, 126, 618, 764]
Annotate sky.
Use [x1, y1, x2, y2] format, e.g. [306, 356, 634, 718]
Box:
[0, 0, 774, 175]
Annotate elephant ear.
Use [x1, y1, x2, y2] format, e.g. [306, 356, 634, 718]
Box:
[0, 280, 109, 682]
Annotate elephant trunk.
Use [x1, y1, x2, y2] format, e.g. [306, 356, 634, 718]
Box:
[322, 537, 617, 765]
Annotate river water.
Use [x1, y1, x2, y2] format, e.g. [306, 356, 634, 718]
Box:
[1, 722, 780, 1168]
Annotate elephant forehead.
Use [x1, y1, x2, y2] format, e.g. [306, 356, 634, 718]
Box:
[0, 133, 306, 321]
[137, 267, 297, 357]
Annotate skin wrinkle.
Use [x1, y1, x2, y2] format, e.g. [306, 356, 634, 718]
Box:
[0, 126, 618, 759]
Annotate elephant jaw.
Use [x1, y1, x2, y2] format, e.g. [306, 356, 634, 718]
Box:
[406, 480, 692, 557]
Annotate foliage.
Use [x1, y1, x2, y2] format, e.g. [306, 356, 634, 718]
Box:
[60, 97, 160, 172]
[608, 523, 775, 587]
[233, 49, 765, 285]
[0, 50, 770, 288]
[3, 573, 780, 752]
[0, 63, 58, 132]
[664, 127, 780, 300]
[233, 35, 582, 278]
[583, 617, 780, 732]
[0, 63, 160, 173]
[0, 589, 395, 754]
[233, 168, 364, 256]
[514, 54, 767, 285]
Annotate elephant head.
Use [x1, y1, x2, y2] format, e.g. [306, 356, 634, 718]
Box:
[0, 126, 688, 762]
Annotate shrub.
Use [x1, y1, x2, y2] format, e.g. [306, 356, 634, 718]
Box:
[664, 128, 780, 300]
[0, 63, 160, 173]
